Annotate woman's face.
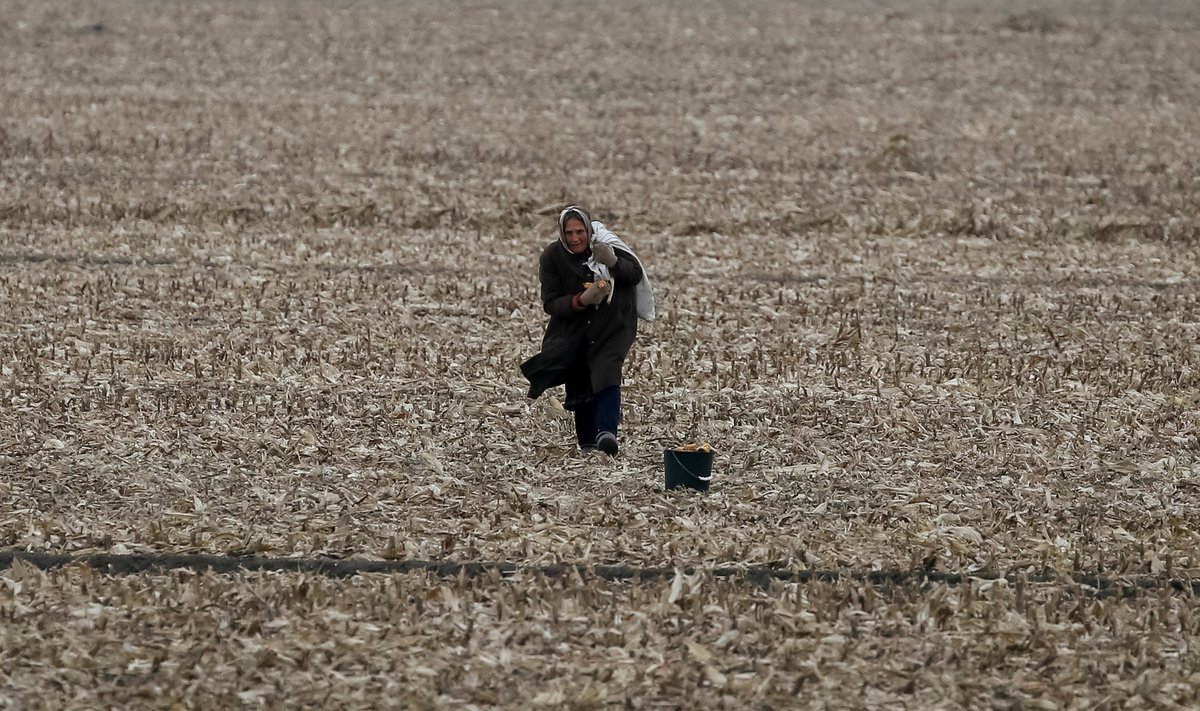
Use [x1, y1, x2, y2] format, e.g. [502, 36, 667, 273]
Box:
[562, 218, 589, 254]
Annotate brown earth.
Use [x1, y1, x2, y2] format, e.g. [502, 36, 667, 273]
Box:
[2, 0, 1200, 708]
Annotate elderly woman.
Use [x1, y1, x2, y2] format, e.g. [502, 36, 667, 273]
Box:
[520, 205, 653, 456]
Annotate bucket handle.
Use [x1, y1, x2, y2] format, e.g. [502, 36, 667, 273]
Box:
[669, 451, 713, 482]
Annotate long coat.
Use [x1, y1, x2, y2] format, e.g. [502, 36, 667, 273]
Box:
[520, 240, 644, 408]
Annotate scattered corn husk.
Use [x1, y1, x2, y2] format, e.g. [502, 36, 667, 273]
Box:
[2, 0, 1200, 707]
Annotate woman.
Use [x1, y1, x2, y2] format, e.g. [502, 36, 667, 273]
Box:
[520, 205, 653, 455]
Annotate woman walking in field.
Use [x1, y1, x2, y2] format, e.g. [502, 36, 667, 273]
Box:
[520, 205, 654, 456]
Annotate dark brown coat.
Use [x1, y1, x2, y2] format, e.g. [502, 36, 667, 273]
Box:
[520, 240, 644, 406]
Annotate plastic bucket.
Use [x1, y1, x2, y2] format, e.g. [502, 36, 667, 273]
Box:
[664, 448, 714, 491]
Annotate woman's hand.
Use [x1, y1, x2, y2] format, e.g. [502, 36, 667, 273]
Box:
[579, 279, 613, 306]
[591, 242, 618, 267]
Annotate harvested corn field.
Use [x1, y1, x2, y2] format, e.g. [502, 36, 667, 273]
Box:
[3, 0, 1200, 707]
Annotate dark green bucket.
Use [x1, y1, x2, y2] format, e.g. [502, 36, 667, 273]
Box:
[664, 448, 714, 491]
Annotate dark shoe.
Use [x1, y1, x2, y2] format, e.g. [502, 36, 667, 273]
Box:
[595, 431, 619, 455]
[577, 445, 598, 457]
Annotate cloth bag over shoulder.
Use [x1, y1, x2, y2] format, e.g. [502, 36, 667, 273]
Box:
[587, 221, 655, 322]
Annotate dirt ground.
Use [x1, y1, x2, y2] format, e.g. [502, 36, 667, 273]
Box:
[2, 0, 1200, 708]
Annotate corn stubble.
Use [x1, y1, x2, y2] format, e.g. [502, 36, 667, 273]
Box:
[2, 0, 1200, 708]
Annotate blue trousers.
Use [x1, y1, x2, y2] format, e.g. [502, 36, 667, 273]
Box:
[573, 384, 621, 448]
